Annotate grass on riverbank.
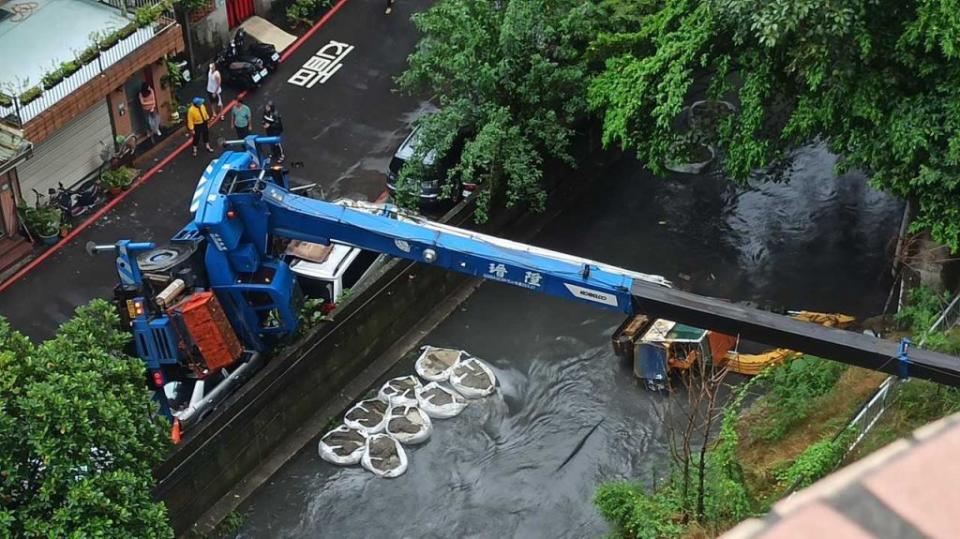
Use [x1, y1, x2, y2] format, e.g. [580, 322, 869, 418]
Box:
[596, 355, 879, 538]
[737, 365, 884, 509]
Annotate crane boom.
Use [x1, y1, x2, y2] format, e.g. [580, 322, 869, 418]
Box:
[219, 174, 960, 386]
[94, 138, 960, 430]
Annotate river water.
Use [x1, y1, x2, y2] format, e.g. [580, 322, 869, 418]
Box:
[237, 144, 901, 538]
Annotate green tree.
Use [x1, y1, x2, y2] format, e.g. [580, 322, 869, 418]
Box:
[589, 0, 960, 251]
[397, 0, 602, 220]
[0, 301, 172, 538]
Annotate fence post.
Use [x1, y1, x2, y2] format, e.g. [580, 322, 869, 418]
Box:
[12, 96, 23, 128]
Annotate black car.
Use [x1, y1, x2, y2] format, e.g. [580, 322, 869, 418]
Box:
[385, 125, 473, 207]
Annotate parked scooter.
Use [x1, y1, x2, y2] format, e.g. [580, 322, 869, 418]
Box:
[233, 28, 280, 71]
[216, 38, 268, 90]
[49, 178, 101, 222]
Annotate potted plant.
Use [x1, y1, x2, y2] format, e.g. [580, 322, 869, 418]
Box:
[100, 32, 121, 51]
[41, 69, 62, 90]
[20, 205, 62, 245]
[101, 166, 138, 196]
[167, 95, 183, 123]
[182, 0, 215, 23]
[61, 60, 80, 78]
[18, 85, 43, 105]
[118, 22, 138, 39]
[160, 58, 185, 90]
[79, 44, 100, 65]
[135, 2, 168, 27]
[41, 61, 64, 90]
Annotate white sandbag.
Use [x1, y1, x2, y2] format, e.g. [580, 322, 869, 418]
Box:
[343, 398, 388, 434]
[385, 405, 433, 445]
[378, 375, 422, 407]
[318, 425, 367, 466]
[362, 433, 408, 478]
[414, 346, 464, 382]
[416, 382, 468, 419]
[449, 357, 497, 399]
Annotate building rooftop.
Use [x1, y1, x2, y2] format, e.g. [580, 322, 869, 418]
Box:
[0, 0, 128, 91]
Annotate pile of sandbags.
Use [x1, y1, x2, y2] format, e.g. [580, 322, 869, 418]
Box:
[318, 346, 498, 478]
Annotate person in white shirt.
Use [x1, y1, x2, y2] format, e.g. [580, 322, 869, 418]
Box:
[206, 63, 223, 120]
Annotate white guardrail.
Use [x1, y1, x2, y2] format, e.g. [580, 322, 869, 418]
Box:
[845, 290, 960, 453]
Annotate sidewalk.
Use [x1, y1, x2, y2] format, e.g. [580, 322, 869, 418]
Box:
[0, 0, 432, 341]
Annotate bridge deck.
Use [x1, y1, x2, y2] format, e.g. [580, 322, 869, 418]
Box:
[630, 281, 960, 386]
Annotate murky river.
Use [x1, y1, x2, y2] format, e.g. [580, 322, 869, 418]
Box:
[238, 144, 901, 538]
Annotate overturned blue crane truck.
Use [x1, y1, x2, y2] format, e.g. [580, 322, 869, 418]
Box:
[90, 136, 960, 434]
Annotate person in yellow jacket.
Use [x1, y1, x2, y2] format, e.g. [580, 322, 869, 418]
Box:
[186, 97, 214, 156]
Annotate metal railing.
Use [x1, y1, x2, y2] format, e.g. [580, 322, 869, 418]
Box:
[0, 11, 176, 127]
[844, 290, 960, 454]
[96, 0, 172, 15]
[847, 376, 900, 449]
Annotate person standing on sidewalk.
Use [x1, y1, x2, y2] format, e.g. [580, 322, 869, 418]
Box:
[206, 63, 224, 120]
[187, 97, 214, 156]
[138, 82, 162, 141]
[232, 95, 252, 139]
[385, 0, 395, 14]
[262, 101, 285, 162]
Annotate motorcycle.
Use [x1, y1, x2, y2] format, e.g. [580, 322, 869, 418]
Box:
[216, 39, 268, 89]
[233, 28, 280, 71]
[49, 178, 102, 222]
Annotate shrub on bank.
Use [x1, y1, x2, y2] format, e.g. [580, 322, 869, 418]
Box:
[595, 482, 687, 539]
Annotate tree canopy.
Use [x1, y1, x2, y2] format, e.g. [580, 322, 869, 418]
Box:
[589, 0, 960, 251]
[396, 0, 602, 220]
[0, 301, 172, 538]
[402, 0, 960, 249]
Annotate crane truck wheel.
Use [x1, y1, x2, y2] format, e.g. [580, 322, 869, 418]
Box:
[137, 244, 197, 273]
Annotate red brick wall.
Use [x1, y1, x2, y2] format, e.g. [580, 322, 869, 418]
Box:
[108, 87, 133, 138]
[24, 24, 185, 144]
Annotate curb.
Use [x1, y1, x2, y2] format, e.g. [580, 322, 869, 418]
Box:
[0, 0, 353, 296]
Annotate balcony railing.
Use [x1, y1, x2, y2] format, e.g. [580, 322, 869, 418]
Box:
[0, 12, 176, 127]
[97, 0, 173, 15]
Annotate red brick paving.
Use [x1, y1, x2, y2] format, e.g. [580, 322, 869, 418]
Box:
[759, 503, 872, 539]
[863, 420, 960, 539]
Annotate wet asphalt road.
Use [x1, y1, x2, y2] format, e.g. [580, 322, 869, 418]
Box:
[238, 144, 902, 538]
[0, 0, 431, 341]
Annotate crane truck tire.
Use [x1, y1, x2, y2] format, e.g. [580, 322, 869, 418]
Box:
[449, 357, 497, 399]
[136, 244, 197, 273]
[414, 346, 464, 382]
[416, 382, 468, 419]
[343, 398, 388, 434]
[385, 405, 432, 445]
[318, 425, 368, 465]
[378, 375, 422, 407]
